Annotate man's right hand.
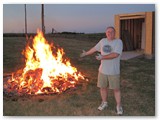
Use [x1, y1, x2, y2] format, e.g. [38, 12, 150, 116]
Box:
[80, 50, 87, 57]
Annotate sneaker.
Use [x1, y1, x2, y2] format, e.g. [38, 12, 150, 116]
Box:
[98, 102, 108, 111]
[116, 106, 123, 115]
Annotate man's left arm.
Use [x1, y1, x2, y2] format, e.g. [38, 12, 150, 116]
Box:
[96, 52, 119, 60]
[101, 53, 120, 59]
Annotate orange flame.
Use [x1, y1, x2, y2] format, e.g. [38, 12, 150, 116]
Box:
[6, 30, 86, 95]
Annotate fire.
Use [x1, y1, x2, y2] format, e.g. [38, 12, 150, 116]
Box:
[5, 30, 86, 95]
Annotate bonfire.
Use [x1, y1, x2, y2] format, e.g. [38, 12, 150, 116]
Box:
[4, 30, 87, 95]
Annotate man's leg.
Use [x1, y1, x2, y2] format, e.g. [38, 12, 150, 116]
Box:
[97, 72, 108, 111]
[114, 88, 121, 107]
[108, 75, 122, 109]
[100, 87, 108, 102]
[114, 88, 123, 115]
[98, 87, 108, 111]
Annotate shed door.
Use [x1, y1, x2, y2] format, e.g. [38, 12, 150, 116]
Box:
[120, 18, 145, 51]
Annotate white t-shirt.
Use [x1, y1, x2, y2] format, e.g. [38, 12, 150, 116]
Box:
[94, 38, 123, 75]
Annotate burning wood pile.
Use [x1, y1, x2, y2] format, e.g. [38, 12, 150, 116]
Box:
[3, 30, 88, 96]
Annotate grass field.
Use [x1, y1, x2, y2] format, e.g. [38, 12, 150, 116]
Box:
[3, 34, 155, 116]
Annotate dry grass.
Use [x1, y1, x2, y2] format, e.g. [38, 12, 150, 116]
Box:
[3, 34, 155, 116]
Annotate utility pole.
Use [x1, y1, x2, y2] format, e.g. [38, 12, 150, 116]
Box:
[41, 4, 45, 34]
[24, 4, 27, 35]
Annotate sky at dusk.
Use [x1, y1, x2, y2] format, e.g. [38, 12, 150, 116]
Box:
[3, 4, 155, 33]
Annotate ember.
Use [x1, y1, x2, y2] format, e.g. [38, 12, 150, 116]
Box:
[4, 30, 87, 95]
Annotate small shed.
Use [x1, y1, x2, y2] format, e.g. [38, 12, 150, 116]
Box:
[114, 11, 155, 59]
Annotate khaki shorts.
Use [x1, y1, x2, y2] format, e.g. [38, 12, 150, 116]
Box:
[97, 72, 120, 89]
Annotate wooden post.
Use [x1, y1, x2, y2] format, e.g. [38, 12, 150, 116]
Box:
[114, 15, 120, 39]
[145, 12, 153, 59]
[42, 4, 45, 34]
[24, 4, 27, 35]
[52, 28, 54, 34]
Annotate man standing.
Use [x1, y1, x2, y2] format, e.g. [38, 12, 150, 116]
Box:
[80, 26, 123, 115]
